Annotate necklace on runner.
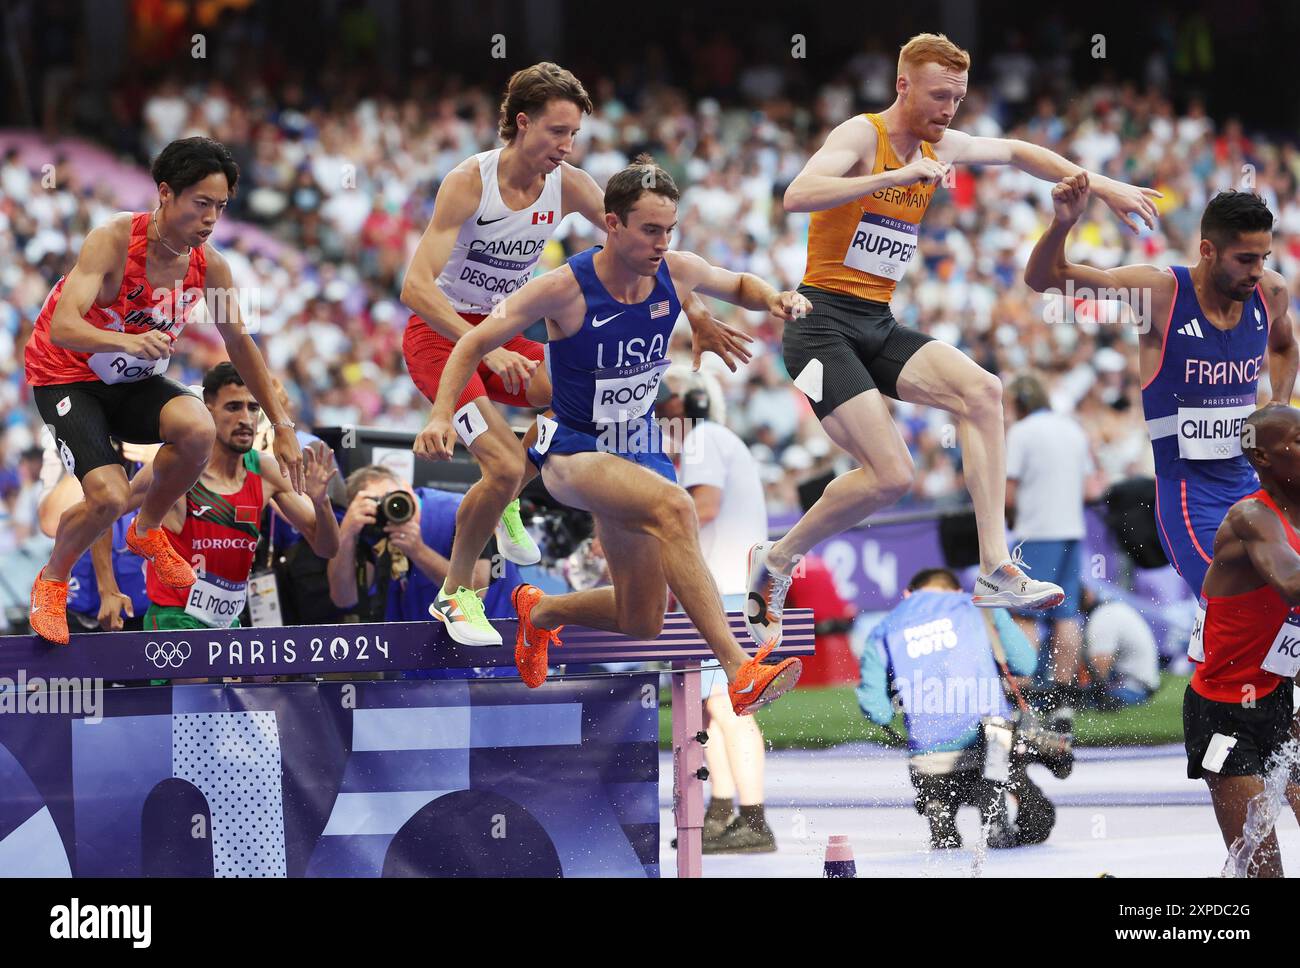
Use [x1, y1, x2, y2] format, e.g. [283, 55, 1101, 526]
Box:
[151, 209, 191, 258]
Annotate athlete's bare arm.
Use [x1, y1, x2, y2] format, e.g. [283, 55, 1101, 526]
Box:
[562, 163, 754, 371]
[260, 442, 341, 558]
[665, 250, 811, 320]
[49, 217, 170, 358]
[1210, 501, 1300, 604]
[89, 530, 134, 631]
[1024, 172, 1173, 376]
[400, 163, 483, 342]
[206, 247, 304, 493]
[784, 117, 907, 213]
[416, 267, 583, 461]
[934, 128, 1161, 232]
[1262, 270, 1298, 406]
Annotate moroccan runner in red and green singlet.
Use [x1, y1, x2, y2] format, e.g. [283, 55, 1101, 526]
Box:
[144, 449, 263, 630]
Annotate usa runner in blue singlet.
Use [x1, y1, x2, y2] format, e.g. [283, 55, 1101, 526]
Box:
[527, 246, 680, 481]
[422, 156, 813, 714]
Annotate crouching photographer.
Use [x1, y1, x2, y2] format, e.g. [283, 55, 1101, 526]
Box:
[857, 567, 1072, 850]
[327, 466, 522, 632]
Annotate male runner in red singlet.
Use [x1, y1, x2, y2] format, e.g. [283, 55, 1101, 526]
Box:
[110, 363, 340, 631]
[1190, 406, 1300, 877]
[403, 62, 749, 647]
[24, 137, 304, 645]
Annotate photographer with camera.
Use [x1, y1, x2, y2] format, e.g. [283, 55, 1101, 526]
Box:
[327, 465, 522, 631]
[857, 567, 1067, 850]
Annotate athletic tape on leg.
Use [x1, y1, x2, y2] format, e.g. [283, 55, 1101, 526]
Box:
[1202, 732, 1238, 774]
[453, 401, 489, 447]
[794, 358, 824, 404]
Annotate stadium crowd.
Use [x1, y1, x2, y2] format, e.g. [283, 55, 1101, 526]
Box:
[3, 35, 1300, 549]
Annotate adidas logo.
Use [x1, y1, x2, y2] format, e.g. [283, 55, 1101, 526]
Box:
[1177, 318, 1204, 338]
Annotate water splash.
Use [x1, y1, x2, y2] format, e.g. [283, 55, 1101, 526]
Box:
[1222, 737, 1300, 877]
[970, 814, 994, 878]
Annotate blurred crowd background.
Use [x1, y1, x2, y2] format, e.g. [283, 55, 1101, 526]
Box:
[2, 0, 1299, 553]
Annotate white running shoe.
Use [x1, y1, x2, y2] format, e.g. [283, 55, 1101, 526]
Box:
[743, 542, 798, 647]
[495, 498, 541, 566]
[972, 545, 1065, 610]
[429, 585, 503, 647]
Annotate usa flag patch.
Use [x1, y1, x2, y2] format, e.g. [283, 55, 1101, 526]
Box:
[649, 300, 670, 319]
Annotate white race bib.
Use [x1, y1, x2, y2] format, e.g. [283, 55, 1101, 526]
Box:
[1261, 612, 1300, 677]
[842, 212, 919, 282]
[452, 401, 489, 447]
[1188, 601, 1206, 662]
[183, 573, 247, 628]
[591, 358, 669, 424]
[1176, 402, 1254, 461]
[86, 350, 170, 385]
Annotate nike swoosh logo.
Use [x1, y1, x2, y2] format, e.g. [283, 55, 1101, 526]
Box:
[734, 680, 757, 695]
[592, 312, 623, 328]
[476, 215, 508, 226]
[30, 606, 42, 614]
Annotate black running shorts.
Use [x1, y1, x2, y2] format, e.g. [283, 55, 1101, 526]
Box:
[1184, 681, 1295, 780]
[783, 284, 935, 419]
[32, 377, 199, 481]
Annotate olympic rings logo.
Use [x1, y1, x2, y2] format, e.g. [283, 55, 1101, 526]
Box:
[145, 640, 192, 669]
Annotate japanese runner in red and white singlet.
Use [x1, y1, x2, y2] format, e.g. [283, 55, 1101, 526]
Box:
[26, 211, 207, 388]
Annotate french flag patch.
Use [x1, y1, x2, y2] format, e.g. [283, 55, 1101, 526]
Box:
[532, 211, 555, 224]
[649, 300, 670, 319]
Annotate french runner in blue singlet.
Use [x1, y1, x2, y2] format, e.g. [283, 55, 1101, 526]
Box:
[1142, 265, 1269, 599]
[419, 156, 812, 715]
[1025, 181, 1296, 660]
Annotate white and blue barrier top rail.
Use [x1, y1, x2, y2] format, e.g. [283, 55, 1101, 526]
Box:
[0, 610, 816, 681]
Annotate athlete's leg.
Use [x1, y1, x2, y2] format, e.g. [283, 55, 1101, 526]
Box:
[535, 450, 752, 676]
[766, 389, 915, 572]
[134, 393, 214, 533]
[527, 515, 657, 635]
[444, 399, 527, 592]
[894, 341, 1010, 572]
[45, 464, 131, 580]
[1206, 773, 1283, 877]
[705, 689, 766, 804]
